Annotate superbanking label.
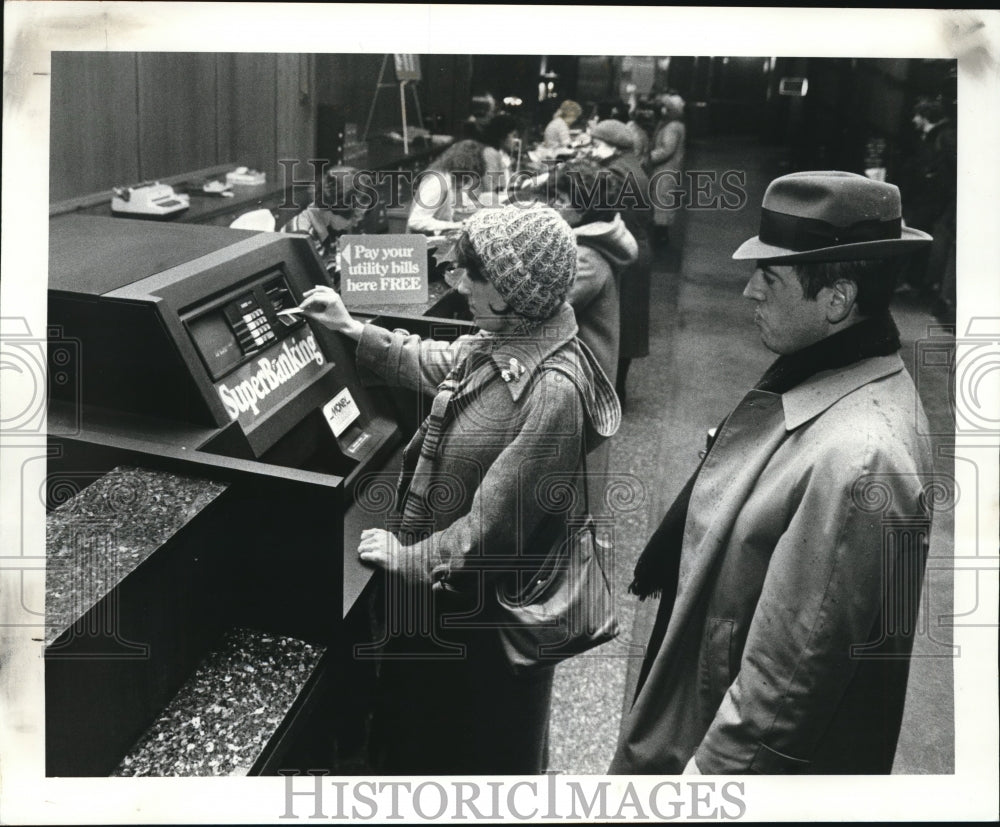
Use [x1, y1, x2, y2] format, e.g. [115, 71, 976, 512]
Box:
[215, 330, 326, 428]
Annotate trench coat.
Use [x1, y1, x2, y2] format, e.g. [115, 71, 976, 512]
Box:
[355, 304, 621, 774]
[611, 354, 934, 774]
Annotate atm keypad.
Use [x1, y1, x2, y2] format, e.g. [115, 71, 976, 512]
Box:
[185, 272, 304, 381]
[230, 306, 277, 352]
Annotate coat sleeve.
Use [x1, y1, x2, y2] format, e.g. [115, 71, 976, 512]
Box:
[408, 369, 585, 581]
[355, 322, 477, 397]
[649, 123, 682, 167]
[568, 247, 608, 309]
[544, 118, 570, 148]
[481, 146, 511, 193]
[694, 439, 920, 774]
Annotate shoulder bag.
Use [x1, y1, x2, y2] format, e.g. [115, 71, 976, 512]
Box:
[493, 427, 620, 674]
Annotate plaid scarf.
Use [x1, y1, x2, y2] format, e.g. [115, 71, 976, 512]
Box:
[394, 322, 539, 536]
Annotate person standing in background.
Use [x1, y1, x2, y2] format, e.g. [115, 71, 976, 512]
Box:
[480, 113, 523, 195]
[899, 96, 957, 322]
[551, 157, 639, 384]
[627, 102, 656, 163]
[648, 93, 687, 250]
[588, 119, 654, 406]
[461, 91, 497, 141]
[549, 158, 638, 491]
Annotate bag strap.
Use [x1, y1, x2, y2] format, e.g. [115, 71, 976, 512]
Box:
[533, 358, 591, 521]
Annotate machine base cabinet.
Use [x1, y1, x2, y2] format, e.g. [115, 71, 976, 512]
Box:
[45, 216, 405, 776]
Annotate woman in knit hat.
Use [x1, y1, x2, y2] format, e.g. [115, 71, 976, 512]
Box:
[299, 203, 620, 775]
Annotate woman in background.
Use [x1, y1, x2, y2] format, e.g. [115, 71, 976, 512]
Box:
[587, 119, 653, 405]
[627, 102, 656, 164]
[281, 165, 365, 276]
[648, 93, 687, 249]
[544, 100, 583, 149]
[551, 157, 637, 384]
[406, 138, 488, 235]
[480, 113, 522, 195]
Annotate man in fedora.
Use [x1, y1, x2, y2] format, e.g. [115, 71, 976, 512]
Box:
[610, 171, 936, 775]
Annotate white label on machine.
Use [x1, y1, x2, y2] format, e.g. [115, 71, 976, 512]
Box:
[322, 388, 361, 437]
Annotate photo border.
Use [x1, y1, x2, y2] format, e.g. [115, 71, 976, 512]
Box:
[2, 4, 998, 823]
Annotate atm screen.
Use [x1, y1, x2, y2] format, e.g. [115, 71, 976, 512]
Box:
[187, 312, 243, 380]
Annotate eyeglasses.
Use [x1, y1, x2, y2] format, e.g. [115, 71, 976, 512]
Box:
[443, 264, 468, 289]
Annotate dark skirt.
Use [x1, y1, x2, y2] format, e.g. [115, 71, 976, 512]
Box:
[367, 578, 555, 775]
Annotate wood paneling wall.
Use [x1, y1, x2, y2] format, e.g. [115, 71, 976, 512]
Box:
[137, 53, 220, 181]
[217, 54, 277, 177]
[49, 52, 316, 203]
[276, 55, 316, 172]
[50, 52, 141, 200]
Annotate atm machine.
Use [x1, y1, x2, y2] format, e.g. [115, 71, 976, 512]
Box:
[45, 215, 453, 776]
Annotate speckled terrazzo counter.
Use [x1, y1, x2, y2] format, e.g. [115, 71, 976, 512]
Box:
[113, 627, 326, 776]
[46, 465, 229, 646]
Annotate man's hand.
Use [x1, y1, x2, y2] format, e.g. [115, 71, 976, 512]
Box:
[358, 528, 430, 584]
[299, 285, 366, 340]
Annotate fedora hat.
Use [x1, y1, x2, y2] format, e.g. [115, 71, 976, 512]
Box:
[733, 171, 932, 263]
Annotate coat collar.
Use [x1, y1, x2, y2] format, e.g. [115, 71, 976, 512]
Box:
[471, 303, 580, 403]
[448, 303, 620, 438]
[781, 353, 904, 431]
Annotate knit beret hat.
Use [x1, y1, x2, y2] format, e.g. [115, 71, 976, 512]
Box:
[589, 119, 635, 151]
[464, 204, 577, 320]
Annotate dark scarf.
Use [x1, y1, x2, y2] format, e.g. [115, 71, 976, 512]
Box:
[628, 312, 901, 602]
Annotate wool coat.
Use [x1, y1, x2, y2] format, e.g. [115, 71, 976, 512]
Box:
[568, 214, 637, 491]
[355, 304, 620, 774]
[610, 354, 934, 774]
[569, 213, 639, 383]
[602, 151, 654, 360]
[649, 119, 686, 229]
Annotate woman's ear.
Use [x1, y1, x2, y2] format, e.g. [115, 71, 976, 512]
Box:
[826, 278, 859, 323]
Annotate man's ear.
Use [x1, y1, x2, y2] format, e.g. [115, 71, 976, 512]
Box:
[826, 278, 858, 323]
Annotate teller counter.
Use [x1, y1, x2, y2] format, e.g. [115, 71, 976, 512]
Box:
[44, 214, 474, 777]
[49, 139, 451, 233]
